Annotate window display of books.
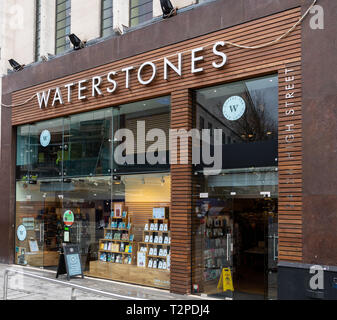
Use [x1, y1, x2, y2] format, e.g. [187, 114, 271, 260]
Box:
[137, 218, 171, 271]
[98, 204, 135, 265]
[203, 215, 230, 281]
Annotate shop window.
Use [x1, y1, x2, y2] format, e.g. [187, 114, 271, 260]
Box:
[192, 75, 279, 299]
[130, 0, 153, 27]
[199, 116, 205, 130]
[195, 75, 279, 170]
[35, 0, 41, 61]
[101, 0, 113, 37]
[55, 0, 71, 54]
[15, 96, 172, 290]
[208, 122, 213, 136]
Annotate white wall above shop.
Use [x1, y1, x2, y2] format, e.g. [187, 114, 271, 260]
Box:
[71, 0, 101, 42]
[114, 0, 130, 29]
[0, 0, 35, 69]
[40, 0, 56, 59]
[153, 0, 198, 18]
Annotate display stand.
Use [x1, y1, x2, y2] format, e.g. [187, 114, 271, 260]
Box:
[137, 218, 171, 271]
[97, 208, 136, 265]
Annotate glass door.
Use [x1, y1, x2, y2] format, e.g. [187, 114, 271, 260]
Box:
[231, 192, 278, 299]
[265, 198, 278, 300]
[192, 175, 235, 299]
[192, 167, 278, 299]
[30, 119, 65, 269]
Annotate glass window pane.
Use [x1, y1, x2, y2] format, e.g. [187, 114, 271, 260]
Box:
[130, 0, 153, 26]
[55, 0, 71, 54]
[102, 27, 113, 37]
[103, 0, 112, 10]
[101, 0, 113, 37]
[102, 18, 112, 29]
[15, 97, 172, 288]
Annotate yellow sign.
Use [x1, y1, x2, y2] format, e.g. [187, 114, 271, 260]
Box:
[217, 268, 234, 292]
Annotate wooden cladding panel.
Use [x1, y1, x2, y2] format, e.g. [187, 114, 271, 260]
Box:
[12, 8, 302, 126]
[125, 202, 170, 241]
[278, 60, 303, 262]
[170, 89, 193, 294]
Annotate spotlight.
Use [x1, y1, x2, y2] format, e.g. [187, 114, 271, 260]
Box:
[8, 59, 24, 71]
[68, 33, 85, 50]
[113, 24, 128, 36]
[160, 0, 177, 19]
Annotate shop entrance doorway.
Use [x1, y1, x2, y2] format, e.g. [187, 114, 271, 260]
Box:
[193, 167, 278, 300]
[231, 196, 278, 299]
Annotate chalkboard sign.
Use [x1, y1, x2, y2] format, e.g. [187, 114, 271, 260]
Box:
[56, 243, 84, 280]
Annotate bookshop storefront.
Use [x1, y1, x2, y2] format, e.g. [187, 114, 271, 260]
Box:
[15, 97, 172, 289]
[8, 7, 303, 299]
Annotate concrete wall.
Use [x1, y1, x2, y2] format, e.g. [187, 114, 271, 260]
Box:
[114, 0, 130, 29]
[4, 0, 35, 65]
[153, 0, 198, 17]
[39, 0, 56, 58]
[71, 0, 101, 42]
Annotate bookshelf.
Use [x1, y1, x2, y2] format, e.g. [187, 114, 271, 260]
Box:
[98, 208, 136, 265]
[137, 218, 171, 271]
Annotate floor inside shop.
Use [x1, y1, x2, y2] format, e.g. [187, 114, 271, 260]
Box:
[204, 198, 273, 300]
[232, 205, 267, 298]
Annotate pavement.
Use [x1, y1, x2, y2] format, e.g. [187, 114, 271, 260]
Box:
[0, 264, 214, 300]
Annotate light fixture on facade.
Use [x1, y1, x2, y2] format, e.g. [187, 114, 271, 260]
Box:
[68, 33, 85, 50]
[161, 176, 165, 186]
[8, 59, 24, 71]
[160, 0, 177, 19]
[113, 25, 128, 36]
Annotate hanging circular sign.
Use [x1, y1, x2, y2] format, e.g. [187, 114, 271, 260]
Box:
[222, 96, 246, 121]
[40, 130, 51, 147]
[17, 225, 27, 241]
[63, 210, 75, 226]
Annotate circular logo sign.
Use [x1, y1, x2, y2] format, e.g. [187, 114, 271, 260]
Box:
[63, 210, 75, 226]
[40, 130, 51, 147]
[17, 225, 27, 241]
[222, 96, 246, 121]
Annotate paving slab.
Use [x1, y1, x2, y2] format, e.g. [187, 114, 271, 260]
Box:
[0, 264, 213, 300]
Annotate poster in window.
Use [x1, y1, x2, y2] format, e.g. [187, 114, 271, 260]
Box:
[137, 252, 146, 267]
[114, 203, 123, 218]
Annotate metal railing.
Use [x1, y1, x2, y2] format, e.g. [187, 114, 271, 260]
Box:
[3, 268, 147, 300]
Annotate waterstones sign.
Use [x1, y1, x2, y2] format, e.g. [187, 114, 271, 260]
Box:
[36, 41, 228, 109]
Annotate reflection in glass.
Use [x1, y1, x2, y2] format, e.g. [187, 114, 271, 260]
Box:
[15, 96, 172, 288]
[193, 75, 279, 300]
[196, 75, 278, 143]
